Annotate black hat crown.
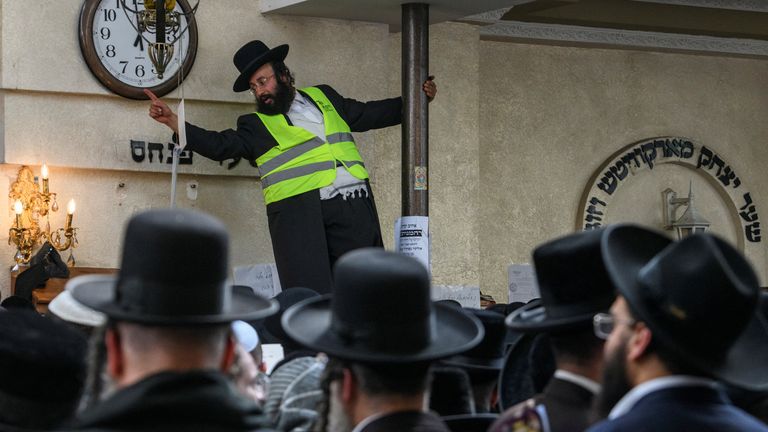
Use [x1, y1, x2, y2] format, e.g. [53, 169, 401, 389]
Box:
[232, 40, 289, 92]
[72, 209, 277, 324]
[507, 229, 616, 332]
[282, 248, 483, 363]
[635, 233, 758, 360]
[602, 224, 768, 391]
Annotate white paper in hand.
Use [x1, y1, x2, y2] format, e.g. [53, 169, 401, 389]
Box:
[177, 99, 187, 150]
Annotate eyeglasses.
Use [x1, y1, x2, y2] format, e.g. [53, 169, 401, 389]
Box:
[593, 313, 637, 340]
[248, 74, 275, 95]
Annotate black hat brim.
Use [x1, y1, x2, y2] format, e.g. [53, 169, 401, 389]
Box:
[442, 354, 505, 372]
[505, 300, 596, 333]
[232, 44, 289, 92]
[602, 225, 768, 391]
[282, 296, 484, 363]
[70, 274, 278, 325]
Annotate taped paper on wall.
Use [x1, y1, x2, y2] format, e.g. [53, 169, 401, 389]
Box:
[394, 216, 430, 271]
[508, 264, 539, 303]
[233, 263, 282, 298]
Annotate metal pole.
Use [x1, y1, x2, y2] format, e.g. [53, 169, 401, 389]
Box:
[401, 3, 429, 217]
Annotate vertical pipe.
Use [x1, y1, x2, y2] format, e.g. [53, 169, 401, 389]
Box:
[401, 3, 429, 217]
[156, 0, 166, 43]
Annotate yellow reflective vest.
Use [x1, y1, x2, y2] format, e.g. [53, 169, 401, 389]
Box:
[255, 87, 369, 205]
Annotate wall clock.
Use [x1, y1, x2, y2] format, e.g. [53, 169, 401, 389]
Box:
[78, 0, 198, 100]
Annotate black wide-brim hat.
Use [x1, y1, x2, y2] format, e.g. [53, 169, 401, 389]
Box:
[506, 228, 615, 332]
[282, 248, 484, 363]
[442, 308, 507, 372]
[602, 224, 768, 391]
[232, 40, 289, 92]
[71, 209, 278, 325]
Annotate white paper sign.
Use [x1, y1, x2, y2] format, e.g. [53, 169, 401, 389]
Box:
[394, 216, 430, 271]
[432, 285, 481, 308]
[233, 263, 282, 299]
[261, 343, 285, 375]
[508, 264, 540, 303]
[177, 99, 187, 150]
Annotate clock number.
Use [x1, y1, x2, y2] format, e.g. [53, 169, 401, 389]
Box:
[119, 61, 129, 74]
[135, 65, 146, 78]
[106, 45, 116, 58]
[100, 27, 111, 40]
[103, 8, 117, 22]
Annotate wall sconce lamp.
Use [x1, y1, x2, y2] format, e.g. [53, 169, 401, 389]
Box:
[8, 165, 78, 271]
[662, 182, 710, 240]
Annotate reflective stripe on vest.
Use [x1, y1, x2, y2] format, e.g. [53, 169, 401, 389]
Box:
[254, 87, 370, 204]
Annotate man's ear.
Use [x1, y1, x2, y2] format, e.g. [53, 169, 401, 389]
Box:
[341, 367, 357, 404]
[490, 383, 500, 409]
[220, 333, 237, 372]
[105, 326, 124, 382]
[627, 322, 652, 361]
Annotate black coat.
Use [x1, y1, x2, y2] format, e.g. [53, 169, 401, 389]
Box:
[358, 411, 451, 432]
[491, 377, 597, 432]
[71, 370, 273, 432]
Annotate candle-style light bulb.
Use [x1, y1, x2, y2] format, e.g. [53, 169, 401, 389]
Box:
[65, 199, 75, 229]
[13, 200, 23, 228]
[41, 163, 50, 194]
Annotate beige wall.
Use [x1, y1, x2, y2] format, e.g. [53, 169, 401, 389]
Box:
[479, 42, 768, 300]
[1, 1, 766, 302]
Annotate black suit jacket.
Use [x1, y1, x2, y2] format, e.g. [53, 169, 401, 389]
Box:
[359, 411, 451, 432]
[587, 385, 768, 432]
[538, 377, 597, 432]
[491, 377, 597, 432]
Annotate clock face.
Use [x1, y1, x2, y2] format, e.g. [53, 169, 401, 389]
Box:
[79, 0, 198, 100]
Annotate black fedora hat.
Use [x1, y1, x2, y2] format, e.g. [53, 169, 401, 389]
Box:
[282, 248, 484, 363]
[443, 309, 508, 372]
[71, 209, 278, 325]
[602, 224, 768, 391]
[497, 332, 556, 409]
[232, 40, 289, 92]
[506, 229, 616, 332]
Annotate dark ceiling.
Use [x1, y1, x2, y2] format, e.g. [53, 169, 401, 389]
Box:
[501, 0, 768, 41]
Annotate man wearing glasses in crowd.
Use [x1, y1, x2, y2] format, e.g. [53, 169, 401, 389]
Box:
[146, 40, 436, 295]
[587, 225, 768, 432]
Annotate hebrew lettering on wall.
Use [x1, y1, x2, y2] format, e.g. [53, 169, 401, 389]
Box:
[740, 193, 761, 242]
[580, 137, 760, 244]
[130, 140, 195, 165]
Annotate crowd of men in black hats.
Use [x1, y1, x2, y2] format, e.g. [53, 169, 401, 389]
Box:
[0, 206, 766, 432]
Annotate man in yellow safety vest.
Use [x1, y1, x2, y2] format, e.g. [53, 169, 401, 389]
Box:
[147, 40, 436, 294]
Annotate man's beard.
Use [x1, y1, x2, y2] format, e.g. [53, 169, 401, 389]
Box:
[255, 78, 295, 115]
[593, 338, 633, 419]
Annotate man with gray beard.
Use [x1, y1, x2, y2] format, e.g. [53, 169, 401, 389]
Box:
[281, 248, 484, 432]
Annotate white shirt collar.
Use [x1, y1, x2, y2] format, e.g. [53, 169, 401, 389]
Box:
[608, 375, 719, 420]
[553, 369, 602, 395]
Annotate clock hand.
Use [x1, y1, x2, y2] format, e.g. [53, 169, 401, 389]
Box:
[132, 0, 144, 52]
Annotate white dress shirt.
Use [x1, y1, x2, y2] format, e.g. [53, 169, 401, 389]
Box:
[287, 92, 367, 200]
